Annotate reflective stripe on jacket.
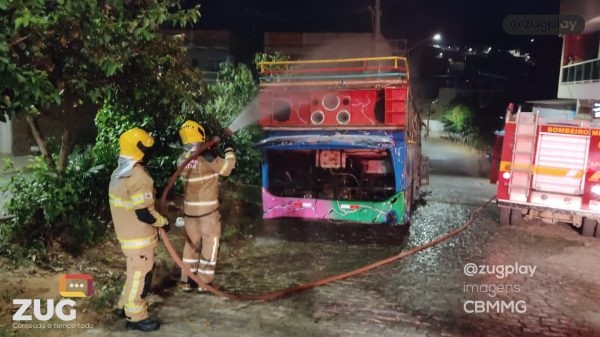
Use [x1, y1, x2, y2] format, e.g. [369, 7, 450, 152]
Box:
[109, 164, 164, 250]
[177, 148, 236, 216]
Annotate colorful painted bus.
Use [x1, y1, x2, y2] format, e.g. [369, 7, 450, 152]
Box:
[256, 57, 426, 225]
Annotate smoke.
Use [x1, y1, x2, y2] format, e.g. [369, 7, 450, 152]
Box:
[300, 33, 394, 60]
[227, 33, 397, 132]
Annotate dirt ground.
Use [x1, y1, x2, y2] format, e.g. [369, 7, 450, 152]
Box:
[0, 185, 258, 337]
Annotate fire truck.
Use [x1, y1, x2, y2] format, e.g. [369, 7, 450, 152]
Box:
[256, 56, 426, 225]
[496, 104, 600, 238]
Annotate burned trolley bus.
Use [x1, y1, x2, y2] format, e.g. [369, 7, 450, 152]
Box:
[256, 57, 426, 225]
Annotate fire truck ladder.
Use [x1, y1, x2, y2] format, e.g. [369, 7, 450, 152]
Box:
[508, 111, 539, 202]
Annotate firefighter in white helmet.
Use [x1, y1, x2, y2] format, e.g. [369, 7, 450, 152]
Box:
[109, 128, 170, 331]
[177, 120, 236, 292]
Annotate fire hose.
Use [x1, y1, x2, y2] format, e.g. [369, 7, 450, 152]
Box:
[158, 132, 495, 301]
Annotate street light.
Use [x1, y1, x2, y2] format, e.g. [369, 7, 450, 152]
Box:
[407, 33, 442, 54]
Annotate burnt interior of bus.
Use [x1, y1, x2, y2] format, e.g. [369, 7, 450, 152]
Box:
[266, 149, 396, 202]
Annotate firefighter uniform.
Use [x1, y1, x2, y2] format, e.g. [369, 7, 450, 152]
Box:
[109, 128, 168, 331]
[177, 121, 236, 290]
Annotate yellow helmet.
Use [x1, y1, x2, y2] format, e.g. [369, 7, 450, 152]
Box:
[119, 128, 155, 161]
[179, 120, 205, 144]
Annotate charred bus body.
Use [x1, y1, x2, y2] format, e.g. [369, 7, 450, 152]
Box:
[257, 57, 426, 224]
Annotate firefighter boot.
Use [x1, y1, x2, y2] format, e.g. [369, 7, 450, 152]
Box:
[114, 308, 126, 319]
[197, 282, 213, 293]
[125, 317, 160, 332]
[177, 278, 198, 292]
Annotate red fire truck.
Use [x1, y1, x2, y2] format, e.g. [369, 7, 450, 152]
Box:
[496, 105, 600, 238]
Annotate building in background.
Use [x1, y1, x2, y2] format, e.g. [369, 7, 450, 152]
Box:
[557, 0, 600, 118]
[162, 29, 236, 82]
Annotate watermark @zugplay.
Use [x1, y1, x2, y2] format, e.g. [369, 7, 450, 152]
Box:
[12, 274, 94, 330]
[463, 262, 537, 279]
[462, 264, 535, 314]
[503, 15, 585, 35]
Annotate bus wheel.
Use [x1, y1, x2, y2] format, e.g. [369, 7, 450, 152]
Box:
[582, 218, 597, 237]
[510, 209, 522, 226]
[499, 207, 510, 226]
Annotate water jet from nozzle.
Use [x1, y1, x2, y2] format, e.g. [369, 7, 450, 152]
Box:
[227, 97, 260, 133]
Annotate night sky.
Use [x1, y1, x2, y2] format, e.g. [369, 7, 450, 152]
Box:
[191, 0, 561, 47]
[187, 0, 564, 99]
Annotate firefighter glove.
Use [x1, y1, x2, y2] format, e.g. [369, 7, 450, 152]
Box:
[153, 215, 169, 228]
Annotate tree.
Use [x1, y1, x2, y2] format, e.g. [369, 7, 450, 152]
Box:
[201, 62, 259, 184]
[0, 0, 200, 172]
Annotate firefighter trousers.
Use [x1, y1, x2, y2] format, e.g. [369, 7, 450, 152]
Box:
[117, 246, 154, 322]
[180, 211, 221, 285]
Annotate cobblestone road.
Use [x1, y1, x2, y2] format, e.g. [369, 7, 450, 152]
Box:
[78, 138, 600, 337]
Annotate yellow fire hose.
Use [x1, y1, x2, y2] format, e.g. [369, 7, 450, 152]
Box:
[158, 134, 494, 301]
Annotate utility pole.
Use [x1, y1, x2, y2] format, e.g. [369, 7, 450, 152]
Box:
[369, 0, 382, 55]
[374, 0, 381, 37]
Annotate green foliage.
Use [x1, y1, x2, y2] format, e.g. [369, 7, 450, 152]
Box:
[0, 150, 108, 259]
[441, 97, 507, 149]
[202, 62, 261, 184]
[0, 0, 201, 118]
[0, 0, 202, 258]
[254, 51, 290, 71]
[93, 99, 185, 192]
[441, 104, 477, 136]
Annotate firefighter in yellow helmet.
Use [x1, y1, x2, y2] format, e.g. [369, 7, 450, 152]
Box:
[109, 128, 169, 332]
[177, 120, 236, 292]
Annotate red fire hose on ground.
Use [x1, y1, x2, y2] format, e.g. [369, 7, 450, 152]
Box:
[158, 134, 494, 301]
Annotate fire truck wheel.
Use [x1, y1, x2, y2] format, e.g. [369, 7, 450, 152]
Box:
[582, 218, 597, 237]
[510, 208, 523, 226]
[499, 207, 510, 226]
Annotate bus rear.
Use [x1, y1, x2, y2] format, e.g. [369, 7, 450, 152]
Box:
[257, 57, 424, 224]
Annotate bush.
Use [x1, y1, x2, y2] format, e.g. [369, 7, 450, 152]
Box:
[93, 100, 185, 193]
[0, 149, 107, 259]
[0, 54, 280, 260]
[202, 62, 262, 184]
[441, 99, 506, 150]
[441, 104, 485, 147]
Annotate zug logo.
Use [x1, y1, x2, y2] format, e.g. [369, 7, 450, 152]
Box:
[13, 299, 77, 321]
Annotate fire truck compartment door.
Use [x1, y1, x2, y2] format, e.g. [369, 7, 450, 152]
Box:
[256, 134, 394, 150]
[532, 133, 589, 195]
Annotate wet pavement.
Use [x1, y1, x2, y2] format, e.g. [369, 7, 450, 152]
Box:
[78, 137, 600, 337]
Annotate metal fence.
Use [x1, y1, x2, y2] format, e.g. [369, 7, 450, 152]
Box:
[562, 58, 600, 83]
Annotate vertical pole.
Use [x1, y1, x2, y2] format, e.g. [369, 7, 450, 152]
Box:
[427, 101, 431, 139]
[374, 0, 381, 37]
[370, 0, 382, 57]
